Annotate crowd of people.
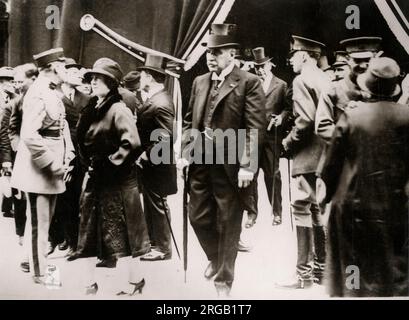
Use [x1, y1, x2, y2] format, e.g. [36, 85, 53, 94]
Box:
[0, 22, 408, 298]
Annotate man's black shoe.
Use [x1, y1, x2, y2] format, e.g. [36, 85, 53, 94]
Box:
[96, 259, 117, 268]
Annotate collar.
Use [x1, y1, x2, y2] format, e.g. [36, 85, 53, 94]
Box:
[211, 61, 235, 86]
[262, 72, 273, 92]
[301, 64, 321, 76]
[146, 84, 165, 99]
[37, 73, 58, 90]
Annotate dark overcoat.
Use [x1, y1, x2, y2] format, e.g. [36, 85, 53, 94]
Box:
[137, 89, 177, 196]
[321, 100, 409, 297]
[75, 90, 150, 260]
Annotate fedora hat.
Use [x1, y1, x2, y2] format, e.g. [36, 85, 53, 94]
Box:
[202, 24, 240, 49]
[84, 57, 123, 84]
[33, 47, 66, 68]
[136, 54, 167, 75]
[340, 37, 382, 59]
[252, 47, 275, 66]
[123, 71, 141, 91]
[290, 35, 325, 55]
[357, 57, 401, 97]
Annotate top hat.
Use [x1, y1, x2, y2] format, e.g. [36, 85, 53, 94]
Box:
[332, 51, 348, 67]
[33, 47, 66, 68]
[123, 71, 141, 91]
[136, 54, 167, 75]
[64, 58, 83, 69]
[252, 47, 275, 66]
[202, 24, 240, 49]
[0, 67, 14, 80]
[290, 35, 326, 55]
[357, 57, 401, 97]
[340, 37, 382, 59]
[84, 57, 123, 84]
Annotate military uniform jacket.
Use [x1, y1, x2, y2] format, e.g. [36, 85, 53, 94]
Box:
[11, 74, 75, 194]
[182, 65, 266, 184]
[321, 100, 409, 296]
[282, 65, 330, 176]
[137, 89, 177, 196]
[315, 75, 362, 143]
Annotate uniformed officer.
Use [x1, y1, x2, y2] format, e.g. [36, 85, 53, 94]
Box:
[331, 51, 349, 82]
[280, 36, 330, 288]
[10, 48, 75, 284]
[315, 37, 382, 142]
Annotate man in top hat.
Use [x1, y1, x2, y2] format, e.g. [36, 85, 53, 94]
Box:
[252, 47, 291, 226]
[280, 35, 330, 288]
[48, 57, 91, 259]
[319, 57, 409, 297]
[134, 54, 177, 261]
[10, 47, 75, 284]
[180, 23, 266, 296]
[315, 37, 382, 142]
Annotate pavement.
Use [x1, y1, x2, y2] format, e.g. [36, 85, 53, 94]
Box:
[0, 159, 328, 300]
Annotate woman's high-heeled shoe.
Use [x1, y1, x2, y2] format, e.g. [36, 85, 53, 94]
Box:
[129, 278, 145, 295]
[85, 282, 98, 295]
[116, 278, 145, 296]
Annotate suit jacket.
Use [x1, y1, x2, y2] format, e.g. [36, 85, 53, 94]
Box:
[8, 94, 23, 153]
[182, 65, 266, 184]
[60, 89, 90, 149]
[137, 89, 177, 196]
[264, 75, 291, 143]
[321, 100, 409, 297]
[282, 65, 330, 176]
[0, 99, 13, 164]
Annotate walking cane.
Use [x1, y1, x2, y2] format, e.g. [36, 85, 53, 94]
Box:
[270, 124, 278, 223]
[182, 167, 189, 283]
[287, 159, 294, 231]
[160, 198, 181, 260]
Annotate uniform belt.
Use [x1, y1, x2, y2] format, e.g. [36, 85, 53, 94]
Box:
[38, 129, 61, 138]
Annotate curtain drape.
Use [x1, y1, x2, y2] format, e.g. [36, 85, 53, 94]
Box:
[8, 0, 183, 72]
